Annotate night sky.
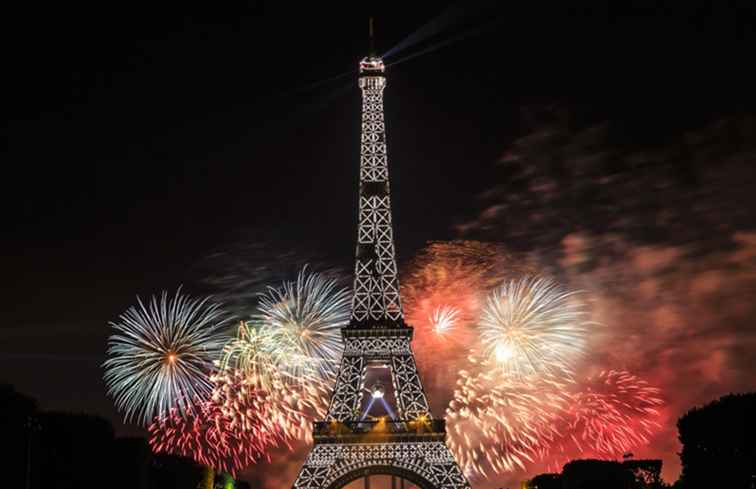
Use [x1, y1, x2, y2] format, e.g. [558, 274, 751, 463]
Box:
[3, 2, 756, 487]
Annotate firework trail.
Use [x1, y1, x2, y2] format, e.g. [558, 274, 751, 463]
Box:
[104, 289, 231, 425]
[478, 277, 591, 382]
[201, 237, 347, 319]
[446, 356, 569, 478]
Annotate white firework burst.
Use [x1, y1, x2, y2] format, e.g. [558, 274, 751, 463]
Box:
[479, 276, 590, 380]
[255, 266, 351, 380]
[103, 289, 231, 425]
[430, 305, 460, 335]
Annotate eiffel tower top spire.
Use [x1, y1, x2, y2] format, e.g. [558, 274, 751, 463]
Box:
[368, 17, 376, 57]
[349, 27, 406, 330]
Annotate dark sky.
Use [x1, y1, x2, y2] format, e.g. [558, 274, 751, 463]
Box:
[3, 0, 756, 482]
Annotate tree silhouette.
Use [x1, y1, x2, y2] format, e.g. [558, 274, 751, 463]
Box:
[562, 460, 635, 489]
[677, 392, 756, 489]
[0, 383, 38, 489]
[37, 412, 115, 489]
[0, 384, 237, 489]
[527, 473, 562, 489]
[149, 453, 204, 489]
[112, 437, 151, 489]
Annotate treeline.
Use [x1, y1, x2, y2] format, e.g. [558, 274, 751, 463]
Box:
[527, 459, 665, 489]
[1, 383, 250, 489]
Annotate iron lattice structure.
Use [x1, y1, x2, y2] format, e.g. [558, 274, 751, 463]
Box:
[292, 54, 470, 489]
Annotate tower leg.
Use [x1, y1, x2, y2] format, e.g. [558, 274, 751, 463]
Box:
[391, 350, 431, 419]
[325, 354, 366, 421]
[364, 474, 370, 489]
[391, 475, 397, 489]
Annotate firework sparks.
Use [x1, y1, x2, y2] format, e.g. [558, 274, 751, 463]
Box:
[479, 277, 590, 381]
[446, 356, 569, 478]
[104, 289, 231, 425]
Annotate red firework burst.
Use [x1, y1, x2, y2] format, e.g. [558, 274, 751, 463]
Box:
[149, 399, 270, 476]
[149, 367, 318, 475]
[545, 369, 664, 471]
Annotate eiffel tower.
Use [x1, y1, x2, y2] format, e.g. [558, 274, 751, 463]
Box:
[292, 21, 471, 489]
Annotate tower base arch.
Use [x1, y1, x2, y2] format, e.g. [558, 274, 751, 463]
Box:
[294, 442, 469, 489]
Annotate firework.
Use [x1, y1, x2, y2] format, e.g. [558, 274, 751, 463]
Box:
[402, 242, 506, 377]
[219, 322, 331, 437]
[478, 277, 590, 381]
[104, 289, 231, 425]
[149, 364, 328, 475]
[446, 356, 569, 478]
[215, 267, 347, 448]
[546, 369, 663, 468]
[255, 267, 350, 380]
[429, 305, 460, 335]
[219, 321, 279, 387]
[211, 367, 329, 443]
[403, 241, 534, 352]
[149, 397, 267, 476]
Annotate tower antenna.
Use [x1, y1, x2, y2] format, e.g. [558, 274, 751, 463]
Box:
[369, 17, 376, 56]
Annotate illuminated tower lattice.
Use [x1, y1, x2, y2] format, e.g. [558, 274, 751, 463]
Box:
[291, 29, 470, 489]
